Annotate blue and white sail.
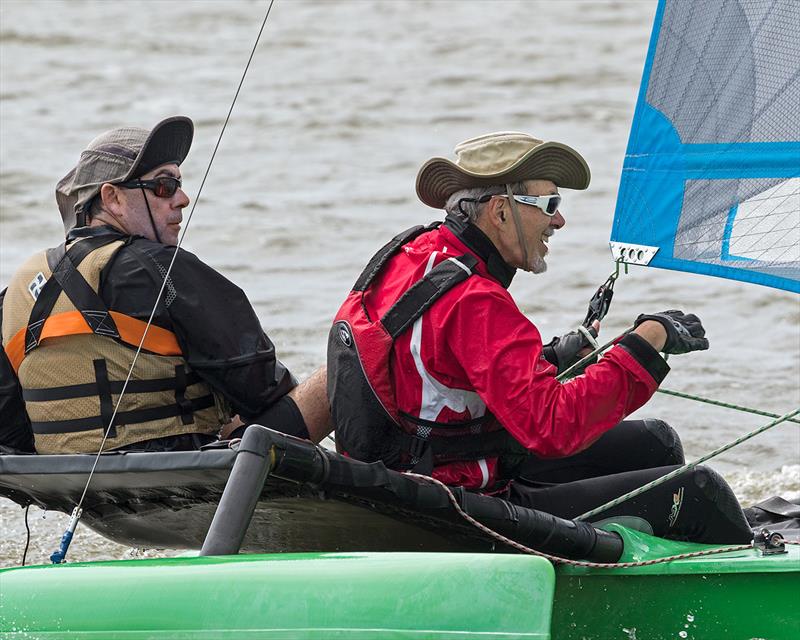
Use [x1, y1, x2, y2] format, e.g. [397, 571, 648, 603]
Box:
[610, 0, 800, 293]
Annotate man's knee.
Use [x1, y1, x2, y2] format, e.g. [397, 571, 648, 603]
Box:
[691, 464, 737, 508]
[642, 418, 685, 465]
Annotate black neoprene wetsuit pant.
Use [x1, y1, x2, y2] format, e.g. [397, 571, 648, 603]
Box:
[507, 419, 752, 544]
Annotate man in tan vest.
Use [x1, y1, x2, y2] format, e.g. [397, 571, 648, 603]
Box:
[1, 116, 331, 454]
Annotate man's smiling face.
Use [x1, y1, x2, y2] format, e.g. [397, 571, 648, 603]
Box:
[492, 179, 565, 273]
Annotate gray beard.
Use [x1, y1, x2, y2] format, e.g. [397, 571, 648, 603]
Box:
[529, 254, 547, 274]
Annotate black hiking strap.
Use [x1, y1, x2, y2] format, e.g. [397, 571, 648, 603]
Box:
[26, 235, 122, 352]
[174, 364, 195, 425]
[30, 394, 215, 435]
[381, 254, 479, 339]
[353, 223, 440, 292]
[21, 370, 204, 402]
[93, 358, 116, 438]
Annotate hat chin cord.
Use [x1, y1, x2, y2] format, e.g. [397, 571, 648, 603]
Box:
[139, 186, 163, 245]
[505, 183, 530, 272]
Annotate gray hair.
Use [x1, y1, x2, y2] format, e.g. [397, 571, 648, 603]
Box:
[444, 181, 528, 224]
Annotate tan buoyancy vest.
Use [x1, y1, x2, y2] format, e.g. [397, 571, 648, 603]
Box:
[1, 235, 226, 454]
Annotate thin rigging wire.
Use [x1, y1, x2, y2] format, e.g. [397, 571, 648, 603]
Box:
[57, 1, 276, 558]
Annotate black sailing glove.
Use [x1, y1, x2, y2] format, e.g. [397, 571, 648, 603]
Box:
[542, 326, 598, 375]
[634, 310, 709, 354]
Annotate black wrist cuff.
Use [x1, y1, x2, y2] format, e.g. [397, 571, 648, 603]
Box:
[618, 333, 670, 384]
[542, 343, 559, 367]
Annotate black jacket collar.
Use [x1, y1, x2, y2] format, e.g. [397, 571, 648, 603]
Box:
[66, 225, 128, 243]
[444, 214, 516, 289]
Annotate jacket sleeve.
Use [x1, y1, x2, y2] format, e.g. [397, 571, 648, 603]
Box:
[441, 285, 669, 458]
[101, 242, 296, 418]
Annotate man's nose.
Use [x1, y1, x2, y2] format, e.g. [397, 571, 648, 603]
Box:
[551, 210, 566, 229]
[176, 188, 190, 208]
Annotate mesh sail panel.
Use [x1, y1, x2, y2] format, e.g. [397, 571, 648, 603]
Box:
[610, 0, 800, 292]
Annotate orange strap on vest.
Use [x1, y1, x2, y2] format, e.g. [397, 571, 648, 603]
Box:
[4, 310, 182, 373]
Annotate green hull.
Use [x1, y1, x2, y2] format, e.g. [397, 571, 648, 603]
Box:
[552, 526, 800, 639]
[2, 527, 798, 639]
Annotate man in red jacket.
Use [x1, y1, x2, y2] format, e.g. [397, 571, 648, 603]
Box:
[328, 131, 751, 543]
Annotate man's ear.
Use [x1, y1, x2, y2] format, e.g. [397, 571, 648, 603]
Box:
[486, 196, 506, 228]
[99, 183, 122, 214]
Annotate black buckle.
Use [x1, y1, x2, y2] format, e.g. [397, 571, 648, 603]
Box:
[405, 432, 429, 460]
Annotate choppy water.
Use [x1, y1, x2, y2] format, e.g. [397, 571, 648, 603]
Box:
[1, 0, 798, 567]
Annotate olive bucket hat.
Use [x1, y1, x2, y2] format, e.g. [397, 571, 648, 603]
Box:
[415, 131, 590, 210]
[55, 115, 194, 234]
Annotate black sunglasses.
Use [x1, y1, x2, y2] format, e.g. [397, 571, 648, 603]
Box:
[119, 176, 182, 198]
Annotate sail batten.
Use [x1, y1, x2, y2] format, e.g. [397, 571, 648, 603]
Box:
[611, 0, 800, 293]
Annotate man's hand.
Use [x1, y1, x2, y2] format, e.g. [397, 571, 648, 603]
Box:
[543, 321, 600, 374]
[634, 310, 709, 354]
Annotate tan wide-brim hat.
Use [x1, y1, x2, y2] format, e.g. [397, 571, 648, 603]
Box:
[55, 116, 194, 234]
[416, 131, 590, 209]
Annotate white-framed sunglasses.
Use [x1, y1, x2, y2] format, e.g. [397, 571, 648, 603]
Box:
[502, 193, 562, 216]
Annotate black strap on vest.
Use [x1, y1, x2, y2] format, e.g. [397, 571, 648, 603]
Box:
[174, 364, 195, 425]
[21, 370, 204, 402]
[353, 223, 440, 292]
[381, 254, 479, 338]
[29, 395, 215, 435]
[26, 235, 122, 353]
[93, 358, 116, 437]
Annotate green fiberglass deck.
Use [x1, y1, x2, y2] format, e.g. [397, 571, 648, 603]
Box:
[0, 552, 555, 640]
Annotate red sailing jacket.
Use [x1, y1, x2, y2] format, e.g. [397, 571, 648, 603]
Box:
[337, 222, 669, 490]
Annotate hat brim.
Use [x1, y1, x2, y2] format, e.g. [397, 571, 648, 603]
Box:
[125, 116, 194, 181]
[415, 141, 591, 209]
